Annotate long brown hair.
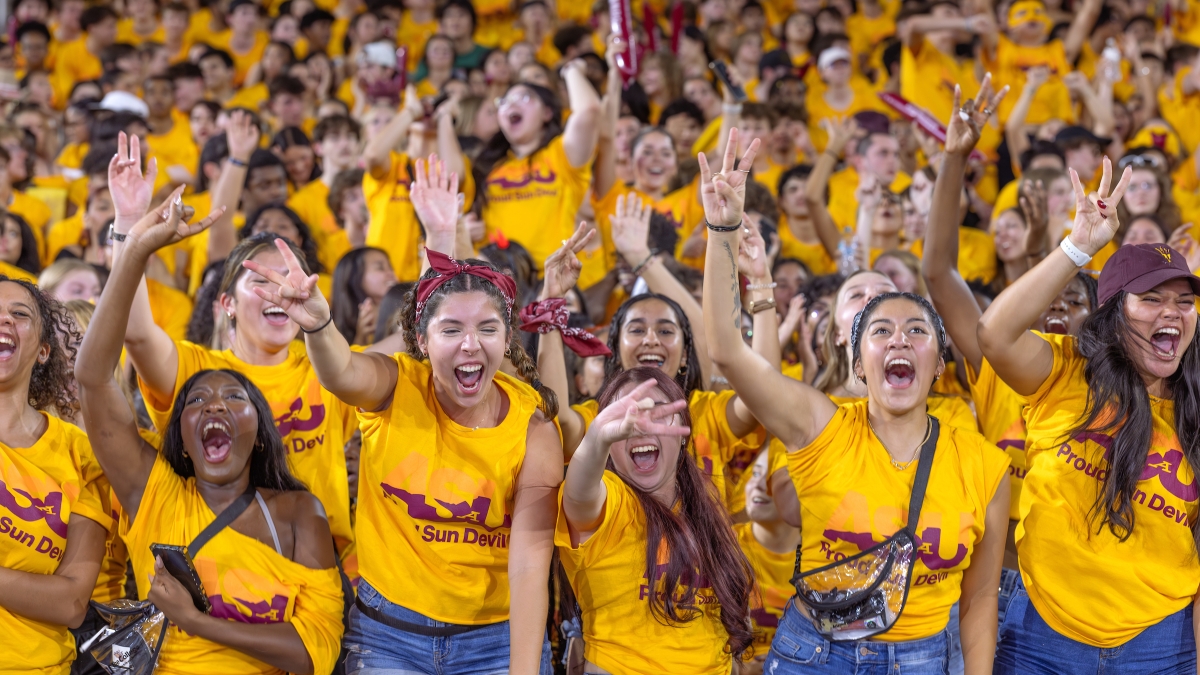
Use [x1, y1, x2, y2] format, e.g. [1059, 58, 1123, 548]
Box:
[400, 258, 558, 419]
[597, 367, 755, 659]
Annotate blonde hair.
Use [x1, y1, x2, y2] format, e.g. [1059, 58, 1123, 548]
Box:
[38, 259, 98, 296]
[873, 250, 928, 298]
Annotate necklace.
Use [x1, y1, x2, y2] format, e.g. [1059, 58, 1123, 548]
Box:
[867, 416, 932, 471]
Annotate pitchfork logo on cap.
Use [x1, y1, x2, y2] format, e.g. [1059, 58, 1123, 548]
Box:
[1156, 246, 1173, 263]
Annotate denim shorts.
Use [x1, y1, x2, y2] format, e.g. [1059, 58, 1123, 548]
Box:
[344, 579, 553, 675]
[994, 577, 1196, 675]
[765, 600, 951, 675]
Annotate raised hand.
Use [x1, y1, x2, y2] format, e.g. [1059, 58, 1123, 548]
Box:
[1023, 65, 1051, 92]
[1068, 156, 1132, 256]
[541, 223, 597, 300]
[109, 132, 158, 223]
[226, 109, 261, 164]
[242, 237, 330, 332]
[738, 217, 769, 282]
[610, 192, 654, 263]
[698, 127, 761, 229]
[124, 186, 226, 254]
[778, 293, 806, 345]
[945, 74, 1008, 156]
[410, 153, 460, 254]
[1019, 178, 1049, 255]
[1168, 224, 1200, 271]
[587, 379, 691, 448]
[355, 298, 378, 345]
[823, 117, 861, 158]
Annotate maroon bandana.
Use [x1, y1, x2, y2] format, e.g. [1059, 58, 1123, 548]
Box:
[415, 249, 518, 323]
[519, 298, 612, 357]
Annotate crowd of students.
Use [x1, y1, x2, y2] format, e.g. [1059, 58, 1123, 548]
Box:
[3, 0, 1200, 673]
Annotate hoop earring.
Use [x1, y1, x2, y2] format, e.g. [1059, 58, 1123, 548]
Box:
[678, 362, 688, 377]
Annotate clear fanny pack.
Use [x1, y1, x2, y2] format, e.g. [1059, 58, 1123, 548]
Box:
[82, 599, 169, 675]
[791, 417, 939, 641]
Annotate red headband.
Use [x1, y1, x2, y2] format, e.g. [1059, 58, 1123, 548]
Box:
[415, 249, 518, 323]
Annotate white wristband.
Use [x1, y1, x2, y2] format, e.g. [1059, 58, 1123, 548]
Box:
[1059, 237, 1092, 267]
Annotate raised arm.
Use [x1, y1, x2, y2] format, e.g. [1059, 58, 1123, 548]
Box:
[1062, 0, 1102, 64]
[978, 158, 1131, 395]
[108, 133, 179, 397]
[433, 97, 467, 183]
[610, 193, 715, 387]
[247, 237, 398, 409]
[922, 81, 1006, 375]
[535, 227, 597, 458]
[561, 60, 602, 169]
[363, 85, 422, 180]
[1004, 66, 1048, 171]
[806, 118, 858, 245]
[702, 129, 837, 449]
[79, 189, 224, 518]
[561, 379, 690, 542]
[206, 111, 260, 263]
[592, 38, 625, 199]
[1124, 35, 1159, 125]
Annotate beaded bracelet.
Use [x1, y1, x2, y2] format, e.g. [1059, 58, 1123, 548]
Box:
[705, 218, 741, 233]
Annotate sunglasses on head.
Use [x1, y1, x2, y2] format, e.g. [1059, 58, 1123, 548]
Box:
[1117, 154, 1162, 171]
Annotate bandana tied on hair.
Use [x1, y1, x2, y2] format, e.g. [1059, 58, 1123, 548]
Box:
[519, 299, 612, 357]
[415, 249, 518, 323]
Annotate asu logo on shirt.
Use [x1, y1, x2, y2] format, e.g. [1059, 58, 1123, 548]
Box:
[380, 452, 513, 549]
[1056, 430, 1199, 527]
[819, 490, 974, 579]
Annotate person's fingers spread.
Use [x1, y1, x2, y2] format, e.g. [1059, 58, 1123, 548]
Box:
[243, 260, 290, 286]
[449, 171, 459, 199]
[973, 73, 990, 109]
[117, 131, 127, 162]
[722, 128, 739, 174]
[740, 137, 761, 173]
[1109, 165, 1134, 206]
[251, 286, 284, 306]
[1068, 168, 1086, 204]
[952, 85, 961, 113]
[697, 150, 712, 184]
[1098, 156, 1112, 197]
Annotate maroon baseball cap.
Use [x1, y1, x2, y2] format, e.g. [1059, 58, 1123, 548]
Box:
[1097, 243, 1200, 306]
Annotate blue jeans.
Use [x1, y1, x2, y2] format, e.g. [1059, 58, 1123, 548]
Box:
[766, 600, 951, 674]
[996, 567, 1022, 630]
[947, 602, 964, 675]
[344, 579, 553, 675]
[994, 578, 1196, 675]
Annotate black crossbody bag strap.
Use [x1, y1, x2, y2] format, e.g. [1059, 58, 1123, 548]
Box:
[188, 483, 258, 558]
[903, 417, 940, 537]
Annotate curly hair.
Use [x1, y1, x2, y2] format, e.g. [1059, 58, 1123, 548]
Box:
[0, 276, 80, 414]
[400, 259, 558, 418]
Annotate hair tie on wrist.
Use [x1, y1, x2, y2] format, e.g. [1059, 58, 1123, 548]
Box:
[229, 157, 248, 167]
[518, 299, 611, 357]
[301, 314, 334, 334]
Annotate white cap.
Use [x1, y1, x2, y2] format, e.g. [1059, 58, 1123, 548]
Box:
[360, 41, 398, 69]
[817, 46, 852, 71]
[99, 91, 149, 117]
